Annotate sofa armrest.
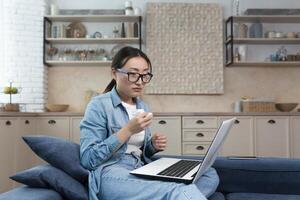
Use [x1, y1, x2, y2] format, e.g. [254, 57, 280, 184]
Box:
[213, 157, 300, 195]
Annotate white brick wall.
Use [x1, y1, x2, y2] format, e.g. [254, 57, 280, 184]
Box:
[0, 0, 49, 112]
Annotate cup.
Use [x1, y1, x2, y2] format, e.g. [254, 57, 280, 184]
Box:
[286, 32, 296, 38]
[238, 45, 247, 61]
[275, 32, 284, 38]
[50, 4, 59, 15]
[267, 31, 276, 38]
[134, 7, 142, 16]
[234, 101, 242, 112]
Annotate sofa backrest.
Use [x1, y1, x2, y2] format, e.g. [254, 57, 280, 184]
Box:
[213, 157, 300, 195]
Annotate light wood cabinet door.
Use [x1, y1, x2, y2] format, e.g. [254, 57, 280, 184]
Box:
[15, 118, 36, 172]
[71, 117, 83, 144]
[35, 117, 70, 165]
[36, 117, 70, 139]
[0, 118, 18, 193]
[183, 117, 218, 129]
[219, 117, 254, 157]
[290, 116, 300, 158]
[14, 118, 37, 187]
[150, 116, 181, 155]
[255, 117, 290, 158]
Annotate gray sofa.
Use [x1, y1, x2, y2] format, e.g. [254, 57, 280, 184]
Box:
[1, 136, 300, 200]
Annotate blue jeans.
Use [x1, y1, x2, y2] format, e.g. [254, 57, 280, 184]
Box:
[98, 154, 219, 200]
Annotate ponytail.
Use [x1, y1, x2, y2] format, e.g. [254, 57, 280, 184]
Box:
[103, 79, 116, 93]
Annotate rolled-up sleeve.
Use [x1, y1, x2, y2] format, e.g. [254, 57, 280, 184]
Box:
[80, 100, 123, 171]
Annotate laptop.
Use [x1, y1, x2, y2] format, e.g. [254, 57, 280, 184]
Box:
[130, 117, 236, 184]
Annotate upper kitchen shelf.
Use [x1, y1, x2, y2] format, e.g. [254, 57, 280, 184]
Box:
[225, 15, 300, 67]
[43, 15, 142, 67]
[44, 15, 141, 22]
[229, 15, 300, 23]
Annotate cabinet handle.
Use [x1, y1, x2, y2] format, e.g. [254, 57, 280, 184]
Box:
[196, 133, 204, 137]
[196, 146, 204, 151]
[5, 120, 11, 126]
[234, 119, 240, 124]
[268, 119, 276, 124]
[48, 120, 56, 125]
[25, 120, 30, 124]
[196, 120, 204, 124]
[158, 120, 166, 125]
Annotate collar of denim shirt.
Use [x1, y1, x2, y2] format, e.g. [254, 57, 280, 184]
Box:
[110, 86, 144, 109]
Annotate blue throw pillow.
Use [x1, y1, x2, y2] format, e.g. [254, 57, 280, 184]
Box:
[10, 165, 88, 200]
[22, 135, 88, 184]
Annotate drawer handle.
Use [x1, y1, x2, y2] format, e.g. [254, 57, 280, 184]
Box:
[25, 120, 30, 124]
[196, 120, 204, 124]
[196, 133, 204, 137]
[5, 120, 11, 126]
[268, 119, 276, 124]
[158, 120, 166, 125]
[234, 119, 240, 124]
[48, 120, 56, 125]
[196, 146, 204, 151]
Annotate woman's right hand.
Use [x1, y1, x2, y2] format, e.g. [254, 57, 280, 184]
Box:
[117, 112, 153, 142]
[126, 112, 153, 135]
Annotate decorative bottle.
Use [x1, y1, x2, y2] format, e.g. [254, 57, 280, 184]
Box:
[125, 1, 134, 38]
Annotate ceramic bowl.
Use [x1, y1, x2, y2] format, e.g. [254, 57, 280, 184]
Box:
[275, 103, 298, 112]
[45, 104, 69, 112]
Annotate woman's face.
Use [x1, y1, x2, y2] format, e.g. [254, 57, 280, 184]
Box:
[113, 56, 151, 103]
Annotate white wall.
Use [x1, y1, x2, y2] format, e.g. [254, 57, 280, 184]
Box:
[0, 0, 49, 112]
[47, 0, 300, 112]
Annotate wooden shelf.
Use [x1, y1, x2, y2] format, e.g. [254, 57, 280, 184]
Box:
[44, 15, 141, 22]
[45, 60, 112, 67]
[46, 37, 140, 44]
[232, 15, 300, 23]
[227, 61, 300, 67]
[226, 38, 300, 45]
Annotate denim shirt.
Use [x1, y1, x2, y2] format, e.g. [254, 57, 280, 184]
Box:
[80, 87, 158, 199]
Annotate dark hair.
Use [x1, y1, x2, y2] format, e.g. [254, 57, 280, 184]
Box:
[103, 46, 152, 93]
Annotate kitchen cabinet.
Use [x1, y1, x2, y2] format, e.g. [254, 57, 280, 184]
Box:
[0, 118, 18, 192]
[150, 116, 181, 155]
[219, 117, 254, 157]
[14, 118, 37, 187]
[36, 117, 70, 139]
[225, 15, 300, 67]
[290, 116, 300, 158]
[70, 117, 82, 144]
[15, 118, 36, 171]
[43, 15, 142, 67]
[182, 117, 218, 156]
[35, 117, 70, 165]
[255, 116, 290, 158]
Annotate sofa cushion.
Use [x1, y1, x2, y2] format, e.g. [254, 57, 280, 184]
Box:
[226, 193, 300, 200]
[10, 165, 88, 200]
[213, 157, 300, 195]
[0, 186, 63, 200]
[22, 135, 88, 183]
[209, 192, 226, 200]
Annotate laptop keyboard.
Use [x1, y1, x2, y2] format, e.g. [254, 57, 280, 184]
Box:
[157, 160, 201, 178]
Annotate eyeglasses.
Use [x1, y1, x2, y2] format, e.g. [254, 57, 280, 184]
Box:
[116, 69, 153, 83]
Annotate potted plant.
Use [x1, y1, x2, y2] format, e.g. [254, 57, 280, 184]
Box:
[2, 81, 21, 112]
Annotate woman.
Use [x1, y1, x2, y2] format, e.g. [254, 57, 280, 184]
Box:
[80, 46, 219, 200]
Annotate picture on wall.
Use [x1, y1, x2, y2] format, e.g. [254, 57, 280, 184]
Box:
[145, 3, 224, 94]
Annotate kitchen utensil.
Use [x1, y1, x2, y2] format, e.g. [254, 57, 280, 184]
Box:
[67, 22, 86, 38]
[45, 104, 69, 112]
[275, 103, 298, 112]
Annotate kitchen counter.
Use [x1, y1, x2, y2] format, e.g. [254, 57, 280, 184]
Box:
[1, 112, 300, 117]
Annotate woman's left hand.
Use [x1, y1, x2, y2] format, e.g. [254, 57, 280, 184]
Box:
[152, 133, 167, 151]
